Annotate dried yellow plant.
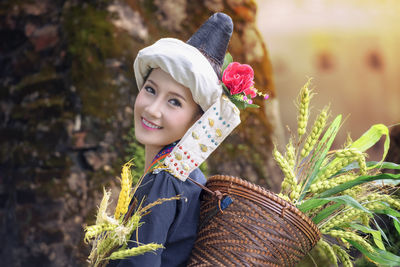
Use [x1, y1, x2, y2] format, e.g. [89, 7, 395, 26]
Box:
[114, 161, 135, 220]
[84, 160, 180, 267]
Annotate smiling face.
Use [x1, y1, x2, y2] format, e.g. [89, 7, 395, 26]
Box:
[134, 68, 201, 153]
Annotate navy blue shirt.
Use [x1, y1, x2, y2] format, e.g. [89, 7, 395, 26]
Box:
[108, 168, 206, 267]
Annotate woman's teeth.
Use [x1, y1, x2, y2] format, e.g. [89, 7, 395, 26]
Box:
[142, 118, 162, 129]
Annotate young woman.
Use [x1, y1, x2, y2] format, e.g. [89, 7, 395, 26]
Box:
[108, 12, 249, 266]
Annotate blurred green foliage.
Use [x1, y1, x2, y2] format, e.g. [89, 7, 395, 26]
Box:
[123, 126, 145, 184]
[63, 3, 121, 119]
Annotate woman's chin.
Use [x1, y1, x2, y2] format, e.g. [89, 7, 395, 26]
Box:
[135, 133, 167, 148]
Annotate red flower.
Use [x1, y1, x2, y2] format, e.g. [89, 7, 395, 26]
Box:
[222, 62, 254, 95]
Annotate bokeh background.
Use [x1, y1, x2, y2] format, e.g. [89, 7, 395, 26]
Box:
[258, 0, 400, 161]
[1, 0, 399, 266]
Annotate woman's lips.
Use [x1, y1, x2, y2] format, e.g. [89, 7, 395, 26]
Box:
[141, 117, 162, 130]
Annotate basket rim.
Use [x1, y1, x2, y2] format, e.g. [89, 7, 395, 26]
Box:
[206, 174, 321, 243]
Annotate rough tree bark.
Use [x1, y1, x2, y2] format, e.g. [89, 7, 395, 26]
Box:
[0, 0, 284, 266]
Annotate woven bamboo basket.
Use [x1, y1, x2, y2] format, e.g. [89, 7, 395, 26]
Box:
[187, 175, 321, 267]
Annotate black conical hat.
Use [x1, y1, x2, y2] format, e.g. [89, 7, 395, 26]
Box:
[187, 13, 233, 72]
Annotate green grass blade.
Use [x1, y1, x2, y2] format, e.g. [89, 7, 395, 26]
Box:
[350, 124, 390, 169]
[373, 206, 400, 218]
[347, 239, 400, 266]
[341, 161, 400, 173]
[394, 220, 400, 236]
[316, 124, 390, 181]
[299, 115, 342, 201]
[312, 202, 342, 224]
[369, 161, 400, 170]
[222, 53, 233, 72]
[316, 173, 400, 198]
[298, 199, 331, 212]
[348, 223, 385, 250]
[371, 217, 390, 246]
[299, 195, 371, 214]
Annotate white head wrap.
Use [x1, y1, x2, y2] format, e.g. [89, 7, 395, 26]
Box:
[134, 38, 241, 181]
[134, 38, 222, 111]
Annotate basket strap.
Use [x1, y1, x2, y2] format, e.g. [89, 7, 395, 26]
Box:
[187, 176, 221, 198]
[187, 177, 232, 212]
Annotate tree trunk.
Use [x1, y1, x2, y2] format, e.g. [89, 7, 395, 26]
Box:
[0, 0, 284, 265]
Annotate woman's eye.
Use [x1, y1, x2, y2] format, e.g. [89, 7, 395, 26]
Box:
[169, 98, 182, 107]
[144, 86, 155, 95]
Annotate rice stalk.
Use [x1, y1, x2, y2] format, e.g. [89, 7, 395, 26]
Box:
[316, 148, 365, 182]
[285, 138, 296, 170]
[332, 244, 353, 267]
[85, 224, 117, 243]
[309, 173, 356, 193]
[317, 239, 338, 267]
[300, 106, 329, 159]
[320, 207, 366, 232]
[328, 229, 375, 253]
[108, 243, 164, 260]
[297, 78, 313, 138]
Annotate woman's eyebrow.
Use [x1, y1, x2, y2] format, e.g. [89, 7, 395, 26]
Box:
[170, 92, 187, 102]
[147, 78, 187, 102]
[147, 79, 158, 88]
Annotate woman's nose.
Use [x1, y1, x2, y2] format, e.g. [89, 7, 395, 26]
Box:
[144, 99, 162, 118]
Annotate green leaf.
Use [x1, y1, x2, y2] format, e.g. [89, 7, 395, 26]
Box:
[222, 84, 259, 109]
[222, 53, 233, 73]
[338, 161, 400, 185]
[316, 173, 400, 198]
[242, 102, 259, 109]
[341, 161, 400, 173]
[298, 199, 329, 212]
[350, 124, 390, 169]
[371, 217, 390, 245]
[373, 206, 400, 218]
[299, 195, 370, 226]
[299, 115, 342, 201]
[299, 195, 370, 214]
[368, 161, 400, 170]
[221, 83, 230, 95]
[230, 93, 259, 109]
[318, 124, 390, 181]
[312, 202, 341, 224]
[394, 219, 400, 236]
[231, 99, 259, 109]
[347, 239, 400, 266]
[348, 223, 385, 250]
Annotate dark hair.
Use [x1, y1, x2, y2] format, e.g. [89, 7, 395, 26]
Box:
[143, 68, 153, 83]
[198, 50, 222, 80]
[197, 105, 204, 115]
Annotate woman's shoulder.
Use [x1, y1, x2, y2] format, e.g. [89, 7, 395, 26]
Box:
[187, 168, 207, 185]
[149, 167, 206, 193]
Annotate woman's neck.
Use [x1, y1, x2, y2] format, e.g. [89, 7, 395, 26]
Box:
[144, 145, 163, 171]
